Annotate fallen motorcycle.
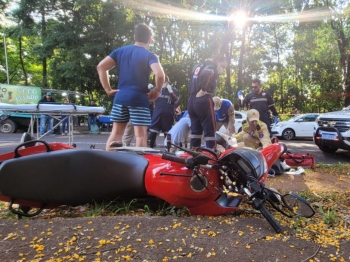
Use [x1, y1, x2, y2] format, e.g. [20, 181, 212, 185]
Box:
[0, 133, 315, 233]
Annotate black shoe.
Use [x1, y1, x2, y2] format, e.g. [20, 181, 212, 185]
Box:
[109, 141, 123, 148]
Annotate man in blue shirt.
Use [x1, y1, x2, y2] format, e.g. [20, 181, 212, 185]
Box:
[97, 23, 165, 149]
[212, 97, 235, 136]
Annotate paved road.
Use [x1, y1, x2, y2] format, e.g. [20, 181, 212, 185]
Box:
[0, 133, 349, 165]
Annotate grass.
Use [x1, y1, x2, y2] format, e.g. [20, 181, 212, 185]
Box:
[319, 207, 338, 225]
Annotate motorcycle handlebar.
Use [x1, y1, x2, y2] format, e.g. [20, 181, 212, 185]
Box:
[162, 153, 201, 169]
[162, 153, 186, 165]
[253, 198, 282, 233]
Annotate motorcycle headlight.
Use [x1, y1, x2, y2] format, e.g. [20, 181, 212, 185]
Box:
[220, 147, 267, 182]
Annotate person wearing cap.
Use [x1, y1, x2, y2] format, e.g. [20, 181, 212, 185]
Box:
[39, 92, 56, 135]
[148, 75, 179, 148]
[243, 78, 279, 135]
[188, 54, 228, 150]
[212, 97, 235, 136]
[235, 109, 271, 149]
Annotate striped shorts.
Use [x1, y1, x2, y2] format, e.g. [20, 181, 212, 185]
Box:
[110, 104, 151, 126]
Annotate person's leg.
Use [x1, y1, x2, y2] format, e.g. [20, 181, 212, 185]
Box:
[129, 106, 151, 147]
[39, 115, 47, 135]
[135, 126, 148, 147]
[148, 110, 161, 148]
[106, 104, 130, 150]
[106, 122, 128, 150]
[48, 116, 54, 134]
[188, 96, 203, 148]
[195, 96, 216, 149]
[122, 121, 135, 146]
[61, 117, 66, 134]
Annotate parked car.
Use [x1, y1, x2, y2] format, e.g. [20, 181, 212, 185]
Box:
[314, 106, 350, 153]
[218, 111, 247, 134]
[271, 113, 320, 140]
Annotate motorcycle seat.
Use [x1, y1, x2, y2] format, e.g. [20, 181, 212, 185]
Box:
[0, 149, 149, 206]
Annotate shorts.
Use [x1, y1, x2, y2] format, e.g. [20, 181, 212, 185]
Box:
[110, 104, 151, 126]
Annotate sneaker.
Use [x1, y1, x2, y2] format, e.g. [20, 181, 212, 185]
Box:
[109, 141, 123, 148]
[280, 160, 291, 171]
[61, 133, 65, 136]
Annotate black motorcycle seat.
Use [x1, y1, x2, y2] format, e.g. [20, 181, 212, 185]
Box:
[0, 149, 149, 206]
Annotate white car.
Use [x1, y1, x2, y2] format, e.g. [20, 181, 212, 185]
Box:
[271, 113, 320, 140]
[218, 111, 247, 134]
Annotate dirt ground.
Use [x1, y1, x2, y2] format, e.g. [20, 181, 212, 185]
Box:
[265, 167, 350, 193]
[0, 168, 350, 261]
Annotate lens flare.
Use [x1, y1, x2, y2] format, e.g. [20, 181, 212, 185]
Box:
[115, 0, 332, 24]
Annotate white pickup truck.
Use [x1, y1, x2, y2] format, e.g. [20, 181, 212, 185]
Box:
[314, 106, 350, 153]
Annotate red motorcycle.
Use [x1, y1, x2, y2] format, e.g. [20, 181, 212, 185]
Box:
[0, 133, 315, 233]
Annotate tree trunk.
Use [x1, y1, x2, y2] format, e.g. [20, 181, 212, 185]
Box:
[41, 5, 47, 88]
[330, 19, 350, 106]
[19, 37, 28, 86]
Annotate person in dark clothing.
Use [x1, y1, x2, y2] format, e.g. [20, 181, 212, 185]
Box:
[187, 55, 228, 150]
[243, 78, 279, 135]
[148, 76, 179, 148]
[39, 92, 56, 135]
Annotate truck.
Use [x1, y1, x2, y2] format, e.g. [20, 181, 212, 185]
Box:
[313, 106, 350, 153]
[0, 84, 42, 133]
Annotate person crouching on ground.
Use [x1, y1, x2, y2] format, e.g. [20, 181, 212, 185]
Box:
[212, 96, 235, 136]
[235, 109, 271, 149]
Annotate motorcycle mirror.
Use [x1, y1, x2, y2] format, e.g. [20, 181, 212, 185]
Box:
[281, 192, 315, 218]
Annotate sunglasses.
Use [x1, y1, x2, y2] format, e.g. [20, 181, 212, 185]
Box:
[251, 85, 259, 89]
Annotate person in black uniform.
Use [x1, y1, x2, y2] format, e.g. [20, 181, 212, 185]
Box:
[243, 78, 279, 135]
[187, 55, 228, 150]
[148, 76, 179, 148]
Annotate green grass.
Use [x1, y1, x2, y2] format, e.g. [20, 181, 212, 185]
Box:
[319, 207, 338, 225]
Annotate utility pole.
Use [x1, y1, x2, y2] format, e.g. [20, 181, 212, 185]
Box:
[3, 34, 10, 84]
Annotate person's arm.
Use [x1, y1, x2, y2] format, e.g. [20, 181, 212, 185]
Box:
[226, 105, 235, 136]
[243, 94, 250, 111]
[96, 56, 118, 96]
[266, 92, 278, 116]
[197, 66, 216, 93]
[169, 87, 180, 105]
[260, 125, 272, 148]
[148, 63, 165, 102]
[235, 130, 244, 141]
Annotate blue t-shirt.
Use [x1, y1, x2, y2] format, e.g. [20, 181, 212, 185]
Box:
[109, 45, 159, 107]
[215, 99, 232, 122]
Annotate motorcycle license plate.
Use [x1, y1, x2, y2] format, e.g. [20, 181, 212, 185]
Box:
[321, 133, 336, 140]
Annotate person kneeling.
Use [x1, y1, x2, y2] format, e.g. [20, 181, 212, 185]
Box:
[235, 109, 271, 149]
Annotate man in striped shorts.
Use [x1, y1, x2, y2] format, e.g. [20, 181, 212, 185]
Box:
[97, 23, 165, 149]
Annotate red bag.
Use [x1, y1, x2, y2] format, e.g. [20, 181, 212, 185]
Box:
[280, 151, 315, 169]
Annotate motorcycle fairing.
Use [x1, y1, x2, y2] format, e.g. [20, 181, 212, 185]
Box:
[0, 150, 148, 206]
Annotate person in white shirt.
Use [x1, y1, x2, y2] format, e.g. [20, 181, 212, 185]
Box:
[164, 114, 191, 153]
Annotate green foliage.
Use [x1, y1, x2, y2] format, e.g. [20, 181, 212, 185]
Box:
[2, 0, 349, 112]
[319, 207, 338, 225]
